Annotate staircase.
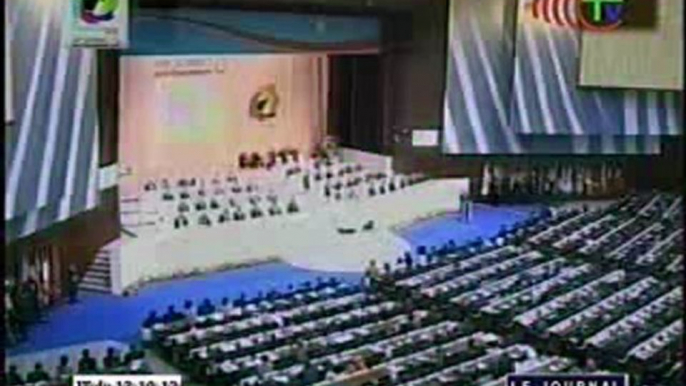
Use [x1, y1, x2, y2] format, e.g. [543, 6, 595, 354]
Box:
[119, 196, 160, 234]
[78, 249, 112, 294]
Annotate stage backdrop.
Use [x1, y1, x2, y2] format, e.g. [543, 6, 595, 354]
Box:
[119, 54, 328, 184]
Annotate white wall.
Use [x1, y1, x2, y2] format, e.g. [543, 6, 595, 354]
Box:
[339, 147, 393, 174]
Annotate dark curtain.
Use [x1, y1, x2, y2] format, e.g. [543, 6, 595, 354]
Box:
[328, 54, 383, 153]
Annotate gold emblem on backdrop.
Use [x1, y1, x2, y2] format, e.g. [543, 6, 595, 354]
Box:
[249, 84, 279, 122]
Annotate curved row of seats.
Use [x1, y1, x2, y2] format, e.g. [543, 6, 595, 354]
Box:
[139, 192, 681, 384]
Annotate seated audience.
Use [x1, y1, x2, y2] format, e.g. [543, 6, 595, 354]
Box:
[6, 365, 23, 386]
[198, 213, 212, 227]
[142, 311, 159, 329]
[78, 349, 98, 374]
[26, 363, 50, 384]
[250, 206, 264, 219]
[218, 211, 230, 224]
[197, 299, 216, 317]
[163, 305, 184, 324]
[268, 205, 282, 216]
[103, 347, 122, 370]
[55, 355, 73, 381]
[287, 199, 300, 214]
[234, 209, 246, 221]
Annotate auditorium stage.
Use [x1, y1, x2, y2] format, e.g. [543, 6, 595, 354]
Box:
[114, 178, 469, 293]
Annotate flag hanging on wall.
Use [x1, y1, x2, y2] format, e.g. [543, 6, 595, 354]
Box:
[64, 0, 129, 48]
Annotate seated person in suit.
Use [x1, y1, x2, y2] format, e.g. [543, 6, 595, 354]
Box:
[189, 178, 197, 187]
[124, 343, 145, 364]
[324, 185, 331, 198]
[389, 180, 396, 192]
[233, 208, 246, 221]
[218, 210, 230, 224]
[233, 292, 247, 308]
[368, 185, 376, 197]
[142, 311, 159, 329]
[183, 300, 194, 316]
[198, 189, 206, 197]
[287, 199, 300, 214]
[379, 185, 387, 195]
[231, 185, 242, 194]
[6, 365, 23, 386]
[27, 363, 51, 384]
[178, 178, 188, 188]
[268, 204, 283, 216]
[163, 305, 184, 324]
[197, 298, 216, 317]
[180, 215, 189, 227]
[250, 206, 263, 219]
[178, 202, 190, 213]
[144, 181, 157, 191]
[55, 355, 73, 381]
[267, 150, 277, 168]
[403, 253, 414, 270]
[162, 191, 174, 201]
[228, 198, 237, 208]
[199, 213, 212, 226]
[195, 200, 207, 211]
[103, 347, 122, 370]
[209, 199, 220, 210]
[180, 191, 190, 200]
[238, 153, 248, 169]
[78, 349, 98, 374]
[250, 152, 262, 168]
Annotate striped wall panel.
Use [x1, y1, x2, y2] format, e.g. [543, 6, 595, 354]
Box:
[510, 0, 683, 136]
[442, 0, 664, 154]
[5, 0, 100, 241]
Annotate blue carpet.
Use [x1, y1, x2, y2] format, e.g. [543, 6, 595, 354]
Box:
[399, 203, 542, 248]
[9, 264, 361, 356]
[9, 204, 541, 356]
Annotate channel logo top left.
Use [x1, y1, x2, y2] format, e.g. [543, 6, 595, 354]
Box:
[81, 0, 119, 24]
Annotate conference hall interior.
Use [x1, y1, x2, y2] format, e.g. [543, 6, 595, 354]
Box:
[4, 0, 684, 386]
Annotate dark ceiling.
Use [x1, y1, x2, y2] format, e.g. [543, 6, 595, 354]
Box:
[135, 0, 428, 14]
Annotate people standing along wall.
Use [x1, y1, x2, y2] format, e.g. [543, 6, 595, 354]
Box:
[67, 265, 80, 304]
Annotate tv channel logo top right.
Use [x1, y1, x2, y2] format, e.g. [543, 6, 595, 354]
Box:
[528, 0, 629, 32]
